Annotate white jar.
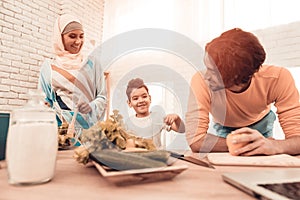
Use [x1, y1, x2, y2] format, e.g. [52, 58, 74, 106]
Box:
[6, 90, 58, 185]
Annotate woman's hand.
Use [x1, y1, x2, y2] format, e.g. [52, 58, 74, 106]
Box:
[228, 127, 279, 156]
[77, 101, 92, 114]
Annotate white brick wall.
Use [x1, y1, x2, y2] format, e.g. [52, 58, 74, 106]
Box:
[0, 0, 104, 112]
[1, 0, 300, 114]
[254, 21, 300, 68]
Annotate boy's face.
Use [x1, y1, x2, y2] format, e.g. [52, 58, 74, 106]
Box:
[127, 87, 151, 118]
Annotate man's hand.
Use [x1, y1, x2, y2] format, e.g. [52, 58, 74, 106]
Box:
[229, 127, 280, 156]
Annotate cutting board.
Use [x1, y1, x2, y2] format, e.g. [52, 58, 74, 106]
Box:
[92, 161, 188, 186]
[207, 153, 300, 167]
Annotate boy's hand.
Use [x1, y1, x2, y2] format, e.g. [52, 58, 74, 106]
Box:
[164, 114, 179, 126]
[164, 114, 185, 133]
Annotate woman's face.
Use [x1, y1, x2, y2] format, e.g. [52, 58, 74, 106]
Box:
[62, 29, 84, 54]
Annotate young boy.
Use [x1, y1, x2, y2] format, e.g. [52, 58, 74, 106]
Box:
[125, 78, 185, 149]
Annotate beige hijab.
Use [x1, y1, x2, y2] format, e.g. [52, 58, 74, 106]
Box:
[53, 14, 84, 70]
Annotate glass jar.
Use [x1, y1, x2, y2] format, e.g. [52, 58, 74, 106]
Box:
[6, 90, 58, 185]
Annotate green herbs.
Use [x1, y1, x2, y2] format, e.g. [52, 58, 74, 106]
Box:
[74, 110, 157, 165]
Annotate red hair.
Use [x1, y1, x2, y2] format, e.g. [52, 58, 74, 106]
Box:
[205, 28, 266, 88]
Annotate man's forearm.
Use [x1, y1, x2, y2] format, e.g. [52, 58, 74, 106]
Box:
[190, 133, 228, 153]
[275, 136, 300, 155]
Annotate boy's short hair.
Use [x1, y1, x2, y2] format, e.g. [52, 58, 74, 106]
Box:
[126, 78, 149, 100]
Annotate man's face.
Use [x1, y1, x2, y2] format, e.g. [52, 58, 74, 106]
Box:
[127, 87, 151, 117]
[203, 53, 225, 91]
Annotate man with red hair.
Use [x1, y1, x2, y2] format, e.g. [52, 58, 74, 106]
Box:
[186, 28, 300, 156]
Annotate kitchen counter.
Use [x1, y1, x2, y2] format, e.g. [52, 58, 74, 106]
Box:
[0, 150, 283, 200]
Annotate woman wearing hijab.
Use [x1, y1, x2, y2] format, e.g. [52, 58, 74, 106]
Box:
[38, 14, 107, 128]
